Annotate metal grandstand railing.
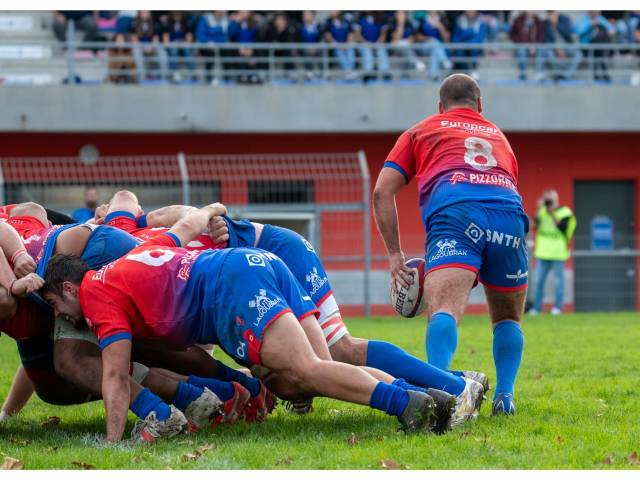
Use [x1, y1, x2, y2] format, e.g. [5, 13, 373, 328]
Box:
[1, 37, 639, 86]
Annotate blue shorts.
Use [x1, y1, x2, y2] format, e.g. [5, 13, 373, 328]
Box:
[208, 248, 318, 367]
[80, 225, 140, 269]
[257, 225, 333, 306]
[425, 203, 529, 292]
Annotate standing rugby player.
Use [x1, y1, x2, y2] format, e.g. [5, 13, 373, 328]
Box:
[373, 74, 528, 415]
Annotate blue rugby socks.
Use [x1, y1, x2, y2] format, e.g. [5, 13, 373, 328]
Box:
[131, 388, 171, 421]
[172, 381, 205, 411]
[187, 375, 234, 402]
[367, 340, 465, 396]
[369, 382, 409, 417]
[426, 311, 458, 370]
[214, 361, 261, 397]
[492, 320, 524, 399]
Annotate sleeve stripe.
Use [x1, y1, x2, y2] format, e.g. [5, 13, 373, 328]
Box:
[164, 232, 182, 247]
[136, 214, 148, 228]
[105, 211, 136, 224]
[99, 332, 133, 350]
[383, 161, 409, 184]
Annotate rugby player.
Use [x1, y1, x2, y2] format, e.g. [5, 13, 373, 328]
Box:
[0, 202, 252, 439]
[98, 191, 485, 426]
[373, 73, 527, 415]
[42, 204, 451, 441]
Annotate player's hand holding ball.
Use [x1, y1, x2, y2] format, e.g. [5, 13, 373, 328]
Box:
[390, 258, 426, 318]
[389, 251, 414, 292]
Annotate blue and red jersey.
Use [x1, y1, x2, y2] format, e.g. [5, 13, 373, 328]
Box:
[384, 107, 523, 226]
[104, 211, 224, 252]
[80, 233, 230, 350]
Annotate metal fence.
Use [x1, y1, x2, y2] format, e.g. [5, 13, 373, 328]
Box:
[1, 35, 640, 86]
[0, 152, 373, 314]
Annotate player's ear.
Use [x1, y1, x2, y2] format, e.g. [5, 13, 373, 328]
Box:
[477, 97, 483, 113]
[438, 101, 444, 114]
[62, 281, 79, 297]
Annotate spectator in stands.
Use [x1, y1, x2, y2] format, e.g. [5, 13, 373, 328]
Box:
[576, 11, 615, 81]
[386, 11, 419, 74]
[53, 11, 101, 43]
[354, 11, 390, 81]
[129, 10, 169, 82]
[452, 11, 487, 76]
[72, 186, 99, 223]
[95, 11, 118, 34]
[158, 11, 196, 82]
[529, 189, 577, 316]
[541, 11, 583, 81]
[261, 12, 298, 77]
[416, 11, 453, 80]
[108, 32, 137, 84]
[196, 11, 232, 83]
[323, 11, 356, 74]
[116, 11, 137, 34]
[229, 11, 261, 84]
[510, 11, 545, 81]
[296, 11, 323, 79]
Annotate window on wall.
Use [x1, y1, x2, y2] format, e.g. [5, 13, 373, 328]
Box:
[248, 180, 314, 204]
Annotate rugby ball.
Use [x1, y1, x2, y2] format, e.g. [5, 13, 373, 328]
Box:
[391, 258, 426, 318]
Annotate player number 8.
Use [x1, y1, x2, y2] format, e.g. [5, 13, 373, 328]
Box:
[464, 137, 497, 171]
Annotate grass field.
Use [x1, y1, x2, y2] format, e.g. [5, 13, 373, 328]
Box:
[0, 313, 639, 470]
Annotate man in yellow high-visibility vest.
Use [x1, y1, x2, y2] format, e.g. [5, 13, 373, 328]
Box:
[530, 189, 577, 315]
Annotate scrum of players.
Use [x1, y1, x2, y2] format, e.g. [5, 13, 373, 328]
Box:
[0, 190, 487, 443]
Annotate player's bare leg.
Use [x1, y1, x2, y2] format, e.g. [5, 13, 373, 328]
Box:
[260, 312, 440, 433]
[0, 366, 34, 420]
[484, 286, 526, 415]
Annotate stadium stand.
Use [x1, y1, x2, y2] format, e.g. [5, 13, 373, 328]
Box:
[1, 10, 639, 86]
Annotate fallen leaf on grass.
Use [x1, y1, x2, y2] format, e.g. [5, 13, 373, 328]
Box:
[8, 438, 31, 446]
[629, 452, 639, 465]
[71, 460, 95, 469]
[379, 458, 405, 470]
[131, 456, 142, 464]
[602, 456, 614, 465]
[555, 436, 564, 444]
[1, 457, 24, 470]
[181, 453, 199, 462]
[41, 416, 61, 427]
[181, 443, 216, 462]
[276, 456, 293, 465]
[347, 432, 359, 446]
[460, 431, 471, 438]
[468, 347, 476, 355]
[196, 443, 216, 455]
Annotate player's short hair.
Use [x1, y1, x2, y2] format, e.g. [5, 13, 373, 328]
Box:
[439, 74, 482, 111]
[41, 254, 90, 298]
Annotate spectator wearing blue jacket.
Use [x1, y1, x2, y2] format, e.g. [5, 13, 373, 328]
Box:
[229, 11, 261, 83]
[158, 11, 196, 80]
[540, 11, 583, 81]
[416, 11, 453, 80]
[575, 11, 615, 81]
[196, 11, 232, 83]
[297, 11, 323, 78]
[354, 11, 390, 79]
[452, 11, 487, 73]
[72, 186, 99, 223]
[323, 11, 356, 73]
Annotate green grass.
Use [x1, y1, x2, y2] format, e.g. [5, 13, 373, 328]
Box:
[1, 313, 639, 469]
